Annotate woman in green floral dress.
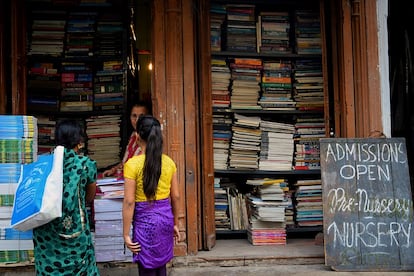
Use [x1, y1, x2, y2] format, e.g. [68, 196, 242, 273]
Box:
[33, 120, 99, 276]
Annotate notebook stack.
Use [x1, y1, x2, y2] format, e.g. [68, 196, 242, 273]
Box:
[0, 116, 37, 264]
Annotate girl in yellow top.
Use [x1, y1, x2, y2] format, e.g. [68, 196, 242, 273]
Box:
[123, 115, 180, 276]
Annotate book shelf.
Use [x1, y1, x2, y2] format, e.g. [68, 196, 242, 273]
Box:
[211, 0, 326, 244]
[25, 0, 131, 170]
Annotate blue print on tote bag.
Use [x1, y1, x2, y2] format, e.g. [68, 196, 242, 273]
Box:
[11, 146, 63, 231]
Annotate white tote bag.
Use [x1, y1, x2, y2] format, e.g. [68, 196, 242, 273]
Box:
[11, 146, 64, 231]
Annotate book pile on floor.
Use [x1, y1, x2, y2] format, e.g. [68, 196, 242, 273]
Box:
[245, 178, 289, 245]
[93, 176, 131, 262]
[0, 115, 37, 264]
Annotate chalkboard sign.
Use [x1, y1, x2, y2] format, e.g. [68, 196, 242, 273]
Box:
[320, 138, 414, 271]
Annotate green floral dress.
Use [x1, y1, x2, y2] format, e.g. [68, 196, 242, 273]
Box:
[33, 148, 99, 276]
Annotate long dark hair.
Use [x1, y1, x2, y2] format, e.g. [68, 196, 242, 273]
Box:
[55, 119, 84, 149]
[137, 115, 162, 200]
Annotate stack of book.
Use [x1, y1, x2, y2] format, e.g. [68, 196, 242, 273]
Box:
[229, 114, 261, 170]
[65, 11, 96, 58]
[27, 62, 61, 112]
[93, 196, 131, 262]
[225, 4, 256, 52]
[0, 116, 38, 164]
[259, 60, 295, 110]
[95, 176, 124, 199]
[259, 119, 295, 171]
[95, 13, 123, 57]
[93, 60, 125, 111]
[295, 9, 322, 55]
[294, 179, 323, 227]
[214, 177, 231, 231]
[85, 115, 121, 169]
[0, 116, 37, 265]
[230, 58, 262, 110]
[246, 178, 289, 245]
[293, 116, 324, 170]
[28, 11, 66, 56]
[60, 62, 94, 112]
[257, 11, 291, 54]
[210, 4, 226, 52]
[293, 59, 324, 111]
[211, 58, 231, 108]
[212, 114, 232, 170]
[36, 116, 56, 154]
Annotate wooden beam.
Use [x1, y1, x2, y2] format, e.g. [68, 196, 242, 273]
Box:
[0, 1, 6, 114]
[364, 0, 383, 135]
[197, 0, 216, 251]
[182, 0, 199, 255]
[340, 0, 357, 137]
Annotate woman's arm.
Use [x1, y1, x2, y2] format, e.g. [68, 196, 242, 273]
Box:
[85, 182, 96, 203]
[170, 172, 181, 242]
[122, 177, 140, 253]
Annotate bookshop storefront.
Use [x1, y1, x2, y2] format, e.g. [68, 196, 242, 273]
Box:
[149, 0, 389, 256]
[1, 0, 406, 260]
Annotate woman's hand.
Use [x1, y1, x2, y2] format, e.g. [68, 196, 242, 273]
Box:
[102, 167, 115, 177]
[173, 225, 180, 244]
[124, 235, 141, 254]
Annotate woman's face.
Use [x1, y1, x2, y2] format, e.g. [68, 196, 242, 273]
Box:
[130, 106, 147, 130]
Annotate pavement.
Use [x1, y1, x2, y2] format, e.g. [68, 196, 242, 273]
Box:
[1, 238, 413, 275]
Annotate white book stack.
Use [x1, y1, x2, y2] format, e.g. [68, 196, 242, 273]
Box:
[94, 177, 132, 262]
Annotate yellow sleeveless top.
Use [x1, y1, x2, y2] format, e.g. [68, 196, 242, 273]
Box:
[124, 154, 176, 202]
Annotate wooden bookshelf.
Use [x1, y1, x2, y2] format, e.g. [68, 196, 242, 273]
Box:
[210, 0, 327, 241]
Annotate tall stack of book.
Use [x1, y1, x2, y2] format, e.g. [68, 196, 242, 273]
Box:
[28, 10, 66, 57]
[85, 115, 121, 170]
[213, 114, 232, 170]
[0, 116, 38, 265]
[210, 4, 226, 52]
[259, 60, 295, 110]
[95, 13, 123, 57]
[211, 58, 231, 108]
[293, 116, 324, 170]
[259, 119, 295, 171]
[225, 4, 256, 52]
[60, 62, 94, 111]
[246, 178, 289, 245]
[214, 177, 231, 231]
[293, 59, 324, 111]
[65, 11, 96, 58]
[36, 116, 57, 155]
[294, 179, 323, 227]
[230, 58, 262, 110]
[257, 11, 291, 54]
[94, 60, 125, 111]
[295, 9, 321, 55]
[229, 114, 261, 170]
[93, 195, 131, 262]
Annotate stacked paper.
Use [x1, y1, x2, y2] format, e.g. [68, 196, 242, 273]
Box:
[0, 116, 36, 264]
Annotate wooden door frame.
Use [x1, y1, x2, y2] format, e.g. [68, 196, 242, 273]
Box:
[0, 1, 6, 114]
[151, 0, 200, 256]
[330, 0, 383, 137]
[11, 0, 26, 115]
[197, 0, 216, 251]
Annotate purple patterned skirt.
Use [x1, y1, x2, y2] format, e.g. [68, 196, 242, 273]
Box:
[132, 198, 174, 269]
